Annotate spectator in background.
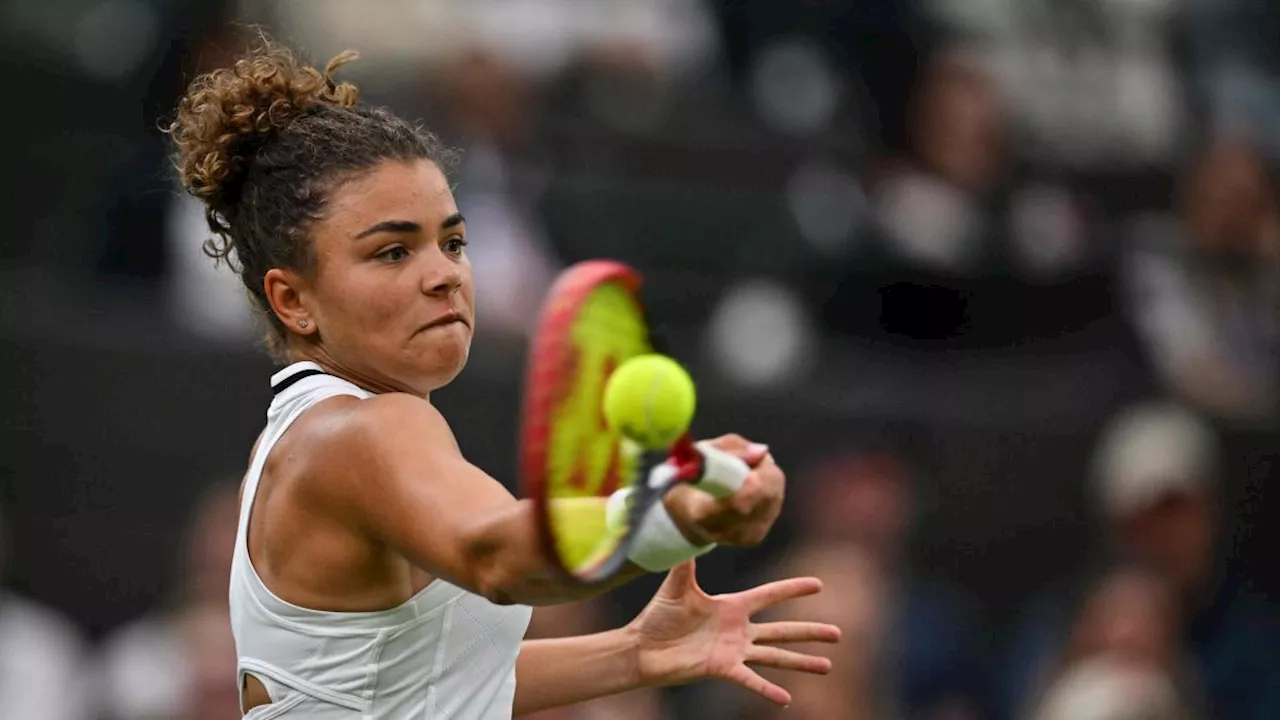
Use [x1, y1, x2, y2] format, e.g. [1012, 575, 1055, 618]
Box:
[732, 450, 987, 720]
[815, 37, 1103, 348]
[1003, 401, 1280, 720]
[1027, 565, 1200, 720]
[1124, 136, 1280, 423]
[0, 504, 92, 720]
[93, 481, 240, 720]
[865, 42, 1009, 280]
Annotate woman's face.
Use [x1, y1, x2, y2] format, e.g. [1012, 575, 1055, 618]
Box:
[288, 159, 476, 395]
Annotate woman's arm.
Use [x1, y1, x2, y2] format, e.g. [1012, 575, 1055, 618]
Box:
[513, 561, 841, 716]
[304, 394, 778, 606]
[513, 630, 643, 716]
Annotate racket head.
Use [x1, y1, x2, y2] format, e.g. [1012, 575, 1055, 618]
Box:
[519, 260, 657, 583]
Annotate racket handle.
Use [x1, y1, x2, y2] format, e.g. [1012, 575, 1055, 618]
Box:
[691, 441, 750, 498]
[667, 435, 749, 499]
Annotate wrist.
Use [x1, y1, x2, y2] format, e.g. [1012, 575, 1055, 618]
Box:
[616, 623, 646, 691]
[626, 493, 715, 572]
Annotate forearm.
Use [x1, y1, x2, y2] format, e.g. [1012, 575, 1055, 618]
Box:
[512, 627, 643, 716]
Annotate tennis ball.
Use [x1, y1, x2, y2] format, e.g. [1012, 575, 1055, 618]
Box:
[602, 354, 696, 450]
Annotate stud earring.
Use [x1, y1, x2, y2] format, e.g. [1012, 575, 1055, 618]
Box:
[299, 319, 309, 329]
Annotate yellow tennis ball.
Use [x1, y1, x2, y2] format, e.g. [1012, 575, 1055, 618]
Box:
[603, 354, 697, 450]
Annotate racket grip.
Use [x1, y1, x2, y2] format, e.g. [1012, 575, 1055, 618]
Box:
[689, 440, 750, 499]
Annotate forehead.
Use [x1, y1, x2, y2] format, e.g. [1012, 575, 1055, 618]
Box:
[324, 159, 456, 234]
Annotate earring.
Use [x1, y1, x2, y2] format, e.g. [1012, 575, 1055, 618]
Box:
[298, 319, 309, 329]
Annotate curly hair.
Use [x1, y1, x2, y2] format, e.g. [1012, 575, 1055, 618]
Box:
[165, 38, 454, 358]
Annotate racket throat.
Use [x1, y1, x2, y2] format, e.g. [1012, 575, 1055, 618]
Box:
[668, 433, 704, 482]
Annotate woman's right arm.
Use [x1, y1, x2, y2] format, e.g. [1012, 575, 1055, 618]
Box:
[302, 394, 780, 606]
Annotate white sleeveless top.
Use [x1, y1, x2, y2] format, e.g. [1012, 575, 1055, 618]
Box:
[230, 362, 533, 719]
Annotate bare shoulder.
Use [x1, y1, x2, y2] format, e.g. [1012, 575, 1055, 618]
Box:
[309, 392, 457, 453]
[280, 393, 461, 517]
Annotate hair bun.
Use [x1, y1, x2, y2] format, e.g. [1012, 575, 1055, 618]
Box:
[167, 40, 361, 218]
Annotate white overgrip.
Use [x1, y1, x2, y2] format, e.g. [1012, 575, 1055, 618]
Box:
[690, 440, 750, 499]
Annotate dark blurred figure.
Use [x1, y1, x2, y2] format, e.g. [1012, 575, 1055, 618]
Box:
[1185, 0, 1280, 162]
[97, 1, 240, 285]
[93, 481, 240, 720]
[1029, 566, 1197, 720]
[1003, 401, 1280, 720]
[732, 450, 988, 720]
[1124, 135, 1280, 422]
[0, 504, 92, 719]
[813, 37, 1108, 350]
[864, 44, 1008, 276]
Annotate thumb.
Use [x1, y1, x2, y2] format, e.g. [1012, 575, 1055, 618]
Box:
[658, 559, 699, 598]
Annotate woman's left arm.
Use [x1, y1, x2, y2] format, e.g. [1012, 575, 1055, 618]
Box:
[512, 560, 841, 716]
[512, 629, 643, 716]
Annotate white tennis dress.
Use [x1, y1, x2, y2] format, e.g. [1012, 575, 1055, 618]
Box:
[230, 362, 533, 718]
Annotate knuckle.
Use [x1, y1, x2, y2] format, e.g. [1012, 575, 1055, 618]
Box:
[714, 433, 747, 448]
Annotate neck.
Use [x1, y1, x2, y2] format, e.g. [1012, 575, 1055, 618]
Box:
[289, 349, 428, 399]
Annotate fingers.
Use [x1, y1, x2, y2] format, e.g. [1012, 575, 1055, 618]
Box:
[732, 576, 823, 615]
[655, 559, 700, 600]
[752, 621, 842, 645]
[725, 664, 792, 707]
[746, 645, 833, 675]
[705, 433, 770, 467]
[683, 433, 786, 547]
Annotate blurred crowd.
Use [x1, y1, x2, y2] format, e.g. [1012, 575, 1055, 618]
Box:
[2, 0, 1279, 718]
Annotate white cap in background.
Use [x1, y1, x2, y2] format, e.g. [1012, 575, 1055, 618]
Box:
[1092, 401, 1218, 518]
[1033, 657, 1188, 720]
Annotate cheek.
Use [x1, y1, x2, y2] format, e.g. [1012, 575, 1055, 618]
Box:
[322, 269, 407, 329]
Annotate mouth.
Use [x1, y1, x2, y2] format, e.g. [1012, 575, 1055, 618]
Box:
[420, 311, 468, 333]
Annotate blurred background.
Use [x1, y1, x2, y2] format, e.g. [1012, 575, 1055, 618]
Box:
[1, 0, 1278, 718]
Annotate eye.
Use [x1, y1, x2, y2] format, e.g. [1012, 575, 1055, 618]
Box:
[444, 236, 468, 256]
[376, 245, 409, 263]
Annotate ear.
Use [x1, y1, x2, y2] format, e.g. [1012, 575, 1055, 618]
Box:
[263, 268, 316, 336]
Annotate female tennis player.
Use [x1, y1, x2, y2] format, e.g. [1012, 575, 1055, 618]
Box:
[168, 40, 839, 718]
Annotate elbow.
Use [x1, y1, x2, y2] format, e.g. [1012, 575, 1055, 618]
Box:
[463, 539, 569, 607]
[458, 500, 563, 605]
[461, 534, 519, 604]
[472, 566, 520, 606]
[460, 528, 546, 606]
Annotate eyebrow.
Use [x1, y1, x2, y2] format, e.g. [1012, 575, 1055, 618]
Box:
[354, 213, 466, 240]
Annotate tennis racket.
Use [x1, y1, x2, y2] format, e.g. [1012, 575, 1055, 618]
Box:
[519, 260, 746, 584]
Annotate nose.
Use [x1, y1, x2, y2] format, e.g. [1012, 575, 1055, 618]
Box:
[421, 260, 463, 298]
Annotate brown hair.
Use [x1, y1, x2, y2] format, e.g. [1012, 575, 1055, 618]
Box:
[165, 38, 454, 357]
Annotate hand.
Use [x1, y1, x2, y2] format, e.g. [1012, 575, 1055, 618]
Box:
[627, 560, 840, 706]
[664, 434, 784, 547]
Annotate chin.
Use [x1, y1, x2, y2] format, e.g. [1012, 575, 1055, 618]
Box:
[421, 342, 471, 392]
